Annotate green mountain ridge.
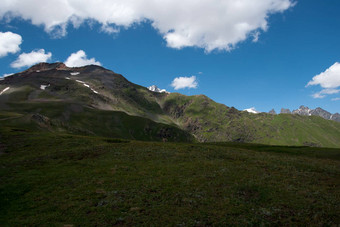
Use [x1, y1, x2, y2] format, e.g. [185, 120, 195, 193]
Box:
[1, 62, 340, 147]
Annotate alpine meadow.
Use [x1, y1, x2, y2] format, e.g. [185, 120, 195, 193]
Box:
[1, 0, 340, 226]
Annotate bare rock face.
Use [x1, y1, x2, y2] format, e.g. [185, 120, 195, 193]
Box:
[292, 105, 311, 116]
[287, 105, 340, 123]
[331, 113, 340, 122]
[310, 107, 332, 120]
[280, 108, 291, 114]
[25, 62, 69, 73]
[268, 109, 276, 115]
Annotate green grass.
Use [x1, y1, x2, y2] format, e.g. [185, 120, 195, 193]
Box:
[161, 93, 340, 147]
[0, 127, 339, 226]
[0, 101, 194, 143]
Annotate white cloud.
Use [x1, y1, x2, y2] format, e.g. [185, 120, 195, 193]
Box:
[0, 0, 294, 52]
[307, 62, 340, 99]
[64, 50, 101, 67]
[10, 49, 52, 68]
[332, 97, 340, 101]
[252, 31, 261, 43]
[171, 76, 198, 90]
[307, 62, 340, 89]
[0, 31, 22, 57]
[312, 89, 340, 99]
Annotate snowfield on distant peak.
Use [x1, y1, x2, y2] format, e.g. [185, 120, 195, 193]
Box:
[243, 107, 260, 114]
[70, 72, 80, 75]
[147, 85, 170, 94]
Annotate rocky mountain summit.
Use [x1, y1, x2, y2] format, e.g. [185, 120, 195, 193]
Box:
[243, 107, 260, 114]
[279, 105, 340, 122]
[268, 109, 276, 115]
[280, 108, 291, 114]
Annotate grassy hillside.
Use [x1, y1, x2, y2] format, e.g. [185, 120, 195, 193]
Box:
[0, 102, 194, 142]
[161, 93, 340, 147]
[0, 128, 339, 226]
[2, 63, 340, 147]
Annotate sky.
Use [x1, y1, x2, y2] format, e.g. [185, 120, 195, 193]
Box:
[0, 0, 339, 113]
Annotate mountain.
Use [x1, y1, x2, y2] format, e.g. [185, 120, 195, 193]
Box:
[331, 113, 340, 122]
[311, 107, 332, 119]
[279, 105, 340, 123]
[1, 62, 340, 147]
[147, 85, 169, 94]
[280, 108, 291, 114]
[292, 105, 312, 116]
[0, 63, 193, 142]
[243, 107, 260, 114]
[268, 109, 276, 115]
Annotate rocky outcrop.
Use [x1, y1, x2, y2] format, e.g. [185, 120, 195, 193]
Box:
[287, 106, 340, 123]
[268, 109, 276, 115]
[331, 113, 340, 122]
[280, 108, 291, 114]
[310, 107, 332, 120]
[25, 62, 69, 73]
[292, 105, 311, 116]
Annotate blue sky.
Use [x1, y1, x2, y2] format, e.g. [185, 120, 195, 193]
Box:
[0, 0, 339, 113]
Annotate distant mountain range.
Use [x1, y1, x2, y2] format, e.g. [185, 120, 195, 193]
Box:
[243, 106, 340, 123]
[1, 62, 340, 147]
[279, 106, 340, 122]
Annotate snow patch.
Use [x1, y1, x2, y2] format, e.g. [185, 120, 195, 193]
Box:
[91, 88, 99, 94]
[243, 107, 260, 114]
[75, 79, 99, 94]
[147, 85, 170, 94]
[65, 77, 71, 80]
[0, 87, 10, 95]
[76, 79, 85, 84]
[40, 84, 50, 90]
[36, 70, 40, 72]
[70, 72, 80, 76]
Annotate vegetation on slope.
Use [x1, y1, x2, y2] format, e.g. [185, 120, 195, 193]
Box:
[0, 103, 194, 143]
[161, 93, 340, 147]
[2, 63, 340, 147]
[0, 127, 339, 226]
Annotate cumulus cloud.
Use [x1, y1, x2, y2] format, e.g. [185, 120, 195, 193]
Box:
[11, 49, 52, 68]
[171, 76, 198, 90]
[0, 31, 22, 57]
[307, 62, 340, 88]
[64, 50, 101, 67]
[312, 88, 340, 99]
[307, 62, 340, 99]
[0, 0, 294, 52]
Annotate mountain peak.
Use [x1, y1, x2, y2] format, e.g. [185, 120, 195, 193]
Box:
[26, 62, 68, 73]
[292, 105, 311, 116]
[280, 108, 291, 114]
[147, 85, 170, 94]
[243, 107, 260, 114]
[268, 109, 277, 115]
